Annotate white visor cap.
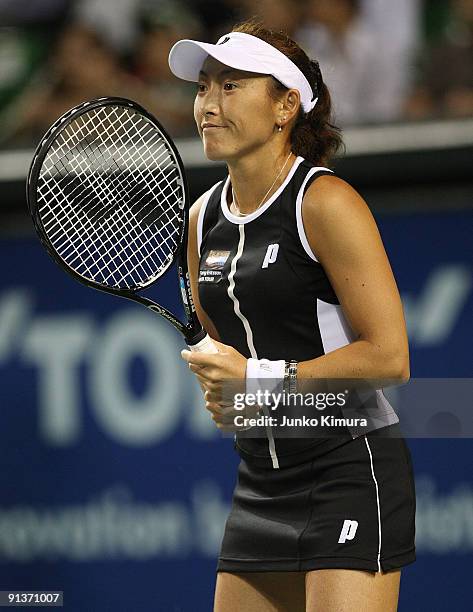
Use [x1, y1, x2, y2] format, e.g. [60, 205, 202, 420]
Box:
[168, 31, 318, 113]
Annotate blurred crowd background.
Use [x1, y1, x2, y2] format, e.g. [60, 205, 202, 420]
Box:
[0, 0, 472, 145]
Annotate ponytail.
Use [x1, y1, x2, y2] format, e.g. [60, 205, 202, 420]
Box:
[291, 60, 344, 167]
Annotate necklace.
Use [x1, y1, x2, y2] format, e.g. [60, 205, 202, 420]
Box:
[231, 151, 293, 217]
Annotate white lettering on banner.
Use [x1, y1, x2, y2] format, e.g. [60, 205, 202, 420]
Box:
[0, 477, 470, 562]
[21, 316, 94, 445]
[0, 287, 217, 446]
[415, 477, 473, 553]
[403, 265, 472, 346]
[0, 290, 32, 363]
[89, 311, 181, 446]
[0, 482, 229, 561]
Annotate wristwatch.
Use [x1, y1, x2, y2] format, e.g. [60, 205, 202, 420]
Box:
[284, 360, 298, 394]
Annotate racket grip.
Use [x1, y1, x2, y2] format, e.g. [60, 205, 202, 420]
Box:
[188, 333, 218, 354]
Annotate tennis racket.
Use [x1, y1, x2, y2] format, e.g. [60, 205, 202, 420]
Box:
[26, 96, 216, 353]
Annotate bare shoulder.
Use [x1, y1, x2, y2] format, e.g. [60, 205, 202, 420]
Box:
[303, 174, 371, 223]
[302, 174, 383, 267]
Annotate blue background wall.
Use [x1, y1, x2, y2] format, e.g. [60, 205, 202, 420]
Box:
[0, 208, 472, 611]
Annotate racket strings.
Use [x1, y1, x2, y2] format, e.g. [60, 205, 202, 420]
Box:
[56, 129, 164, 283]
[44, 107, 180, 284]
[41, 139, 128, 283]
[42, 153, 179, 288]
[37, 104, 184, 288]
[47, 106, 178, 233]
[85, 109, 182, 279]
[39, 110, 160, 284]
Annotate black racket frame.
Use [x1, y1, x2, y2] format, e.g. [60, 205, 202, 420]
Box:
[26, 96, 206, 346]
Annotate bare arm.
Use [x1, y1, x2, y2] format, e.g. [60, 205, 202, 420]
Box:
[298, 175, 410, 382]
[187, 193, 221, 342]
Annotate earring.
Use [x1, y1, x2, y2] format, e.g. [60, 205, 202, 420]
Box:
[278, 124, 282, 132]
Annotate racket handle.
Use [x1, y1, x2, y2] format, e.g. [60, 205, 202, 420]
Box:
[188, 333, 218, 354]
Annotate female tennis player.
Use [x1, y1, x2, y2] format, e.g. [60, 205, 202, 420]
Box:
[169, 20, 415, 612]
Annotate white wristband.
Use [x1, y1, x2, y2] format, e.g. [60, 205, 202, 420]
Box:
[246, 358, 285, 406]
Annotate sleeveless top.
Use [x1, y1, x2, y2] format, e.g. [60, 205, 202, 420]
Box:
[197, 156, 399, 469]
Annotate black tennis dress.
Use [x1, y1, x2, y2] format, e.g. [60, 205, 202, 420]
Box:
[197, 156, 416, 573]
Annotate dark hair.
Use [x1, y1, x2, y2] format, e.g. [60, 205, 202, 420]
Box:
[231, 19, 344, 167]
[347, 0, 361, 14]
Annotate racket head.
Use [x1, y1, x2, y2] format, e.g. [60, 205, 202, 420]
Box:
[27, 97, 189, 296]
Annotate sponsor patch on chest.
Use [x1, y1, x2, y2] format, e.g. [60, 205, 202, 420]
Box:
[199, 250, 230, 283]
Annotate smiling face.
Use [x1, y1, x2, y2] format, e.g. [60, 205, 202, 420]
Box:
[194, 56, 281, 161]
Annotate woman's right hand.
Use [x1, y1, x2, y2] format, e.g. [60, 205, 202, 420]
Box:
[203, 386, 262, 432]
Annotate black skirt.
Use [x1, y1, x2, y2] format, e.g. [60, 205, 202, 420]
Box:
[217, 424, 416, 573]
